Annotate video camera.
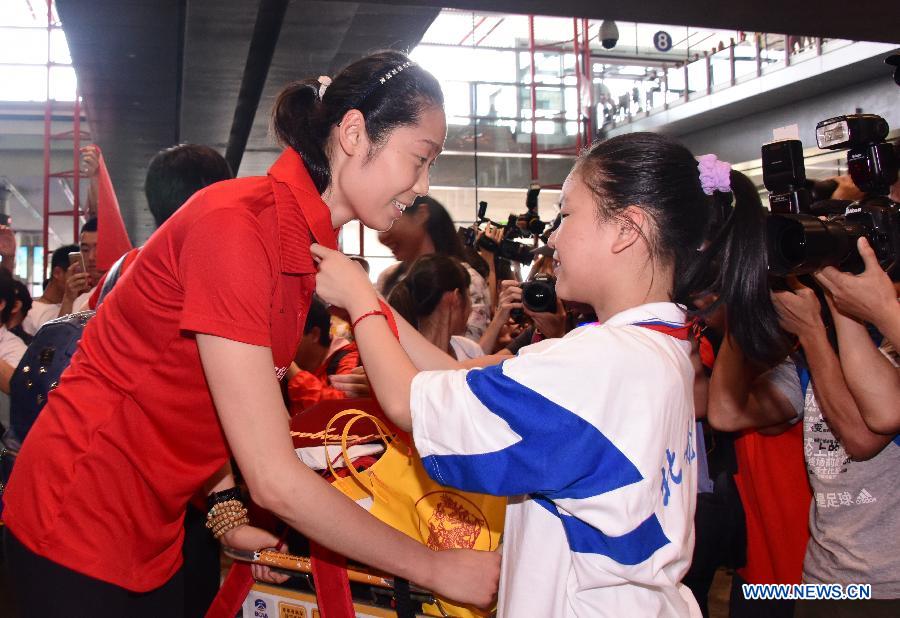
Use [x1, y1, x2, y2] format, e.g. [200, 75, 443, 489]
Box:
[459, 183, 555, 266]
[763, 113, 900, 277]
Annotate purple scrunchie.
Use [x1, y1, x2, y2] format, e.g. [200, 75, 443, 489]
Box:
[697, 154, 732, 195]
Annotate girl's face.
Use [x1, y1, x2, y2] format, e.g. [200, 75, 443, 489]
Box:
[547, 169, 619, 307]
[340, 105, 446, 232]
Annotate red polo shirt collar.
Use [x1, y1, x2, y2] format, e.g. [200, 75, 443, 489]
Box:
[268, 148, 339, 274]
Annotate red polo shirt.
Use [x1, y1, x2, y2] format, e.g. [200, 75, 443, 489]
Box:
[3, 149, 337, 592]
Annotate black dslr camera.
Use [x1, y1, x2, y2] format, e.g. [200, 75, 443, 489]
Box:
[520, 273, 557, 313]
[763, 114, 900, 277]
[458, 184, 553, 266]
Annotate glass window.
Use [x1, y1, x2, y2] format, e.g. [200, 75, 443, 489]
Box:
[0, 65, 47, 101]
[411, 45, 516, 84]
[50, 28, 72, 64]
[475, 83, 517, 119]
[441, 81, 471, 119]
[0, 27, 48, 64]
[49, 65, 77, 101]
[0, 0, 60, 27]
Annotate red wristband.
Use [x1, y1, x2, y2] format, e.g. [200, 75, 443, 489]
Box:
[351, 310, 387, 331]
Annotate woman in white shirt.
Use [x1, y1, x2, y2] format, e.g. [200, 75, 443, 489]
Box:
[386, 254, 484, 362]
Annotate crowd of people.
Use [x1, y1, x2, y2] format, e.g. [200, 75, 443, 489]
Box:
[0, 49, 897, 618]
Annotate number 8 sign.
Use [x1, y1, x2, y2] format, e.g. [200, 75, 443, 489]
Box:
[654, 31, 673, 52]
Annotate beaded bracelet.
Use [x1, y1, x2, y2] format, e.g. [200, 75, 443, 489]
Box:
[205, 487, 248, 539]
[211, 516, 250, 540]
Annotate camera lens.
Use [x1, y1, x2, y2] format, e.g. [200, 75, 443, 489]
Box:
[522, 275, 557, 313]
[767, 214, 857, 275]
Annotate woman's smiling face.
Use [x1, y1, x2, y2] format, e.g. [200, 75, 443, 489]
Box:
[341, 105, 446, 233]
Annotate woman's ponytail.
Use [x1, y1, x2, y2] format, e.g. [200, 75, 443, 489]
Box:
[386, 255, 470, 331]
[271, 80, 332, 193]
[387, 277, 419, 330]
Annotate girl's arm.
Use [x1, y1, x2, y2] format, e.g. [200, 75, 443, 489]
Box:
[197, 333, 499, 607]
[313, 244, 444, 429]
[706, 332, 799, 432]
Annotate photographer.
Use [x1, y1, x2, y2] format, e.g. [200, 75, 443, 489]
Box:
[479, 256, 570, 355]
[812, 237, 900, 434]
[771, 277, 900, 612]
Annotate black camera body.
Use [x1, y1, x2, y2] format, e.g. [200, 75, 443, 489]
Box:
[767, 197, 900, 275]
[458, 184, 552, 266]
[764, 114, 900, 277]
[521, 274, 557, 313]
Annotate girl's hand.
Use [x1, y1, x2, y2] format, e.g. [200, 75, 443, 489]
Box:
[771, 277, 824, 340]
[310, 244, 378, 314]
[813, 237, 897, 327]
[220, 525, 290, 585]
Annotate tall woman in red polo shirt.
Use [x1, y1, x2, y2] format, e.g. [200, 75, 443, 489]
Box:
[2, 51, 499, 617]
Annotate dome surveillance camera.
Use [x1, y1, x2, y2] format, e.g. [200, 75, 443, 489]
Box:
[886, 53, 900, 86]
[599, 20, 619, 50]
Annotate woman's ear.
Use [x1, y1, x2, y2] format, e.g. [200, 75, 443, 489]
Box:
[336, 109, 368, 157]
[610, 206, 648, 254]
[438, 289, 459, 313]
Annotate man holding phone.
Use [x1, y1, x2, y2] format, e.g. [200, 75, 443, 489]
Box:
[63, 217, 102, 316]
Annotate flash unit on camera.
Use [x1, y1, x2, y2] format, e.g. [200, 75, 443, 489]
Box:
[815, 114, 889, 150]
[815, 118, 849, 149]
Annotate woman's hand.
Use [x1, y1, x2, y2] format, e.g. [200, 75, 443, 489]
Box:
[80, 145, 100, 178]
[329, 366, 371, 398]
[424, 548, 500, 610]
[771, 277, 824, 341]
[310, 244, 378, 314]
[813, 237, 898, 327]
[220, 525, 290, 585]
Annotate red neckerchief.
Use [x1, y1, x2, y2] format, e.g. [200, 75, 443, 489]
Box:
[632, 319, 716, 370]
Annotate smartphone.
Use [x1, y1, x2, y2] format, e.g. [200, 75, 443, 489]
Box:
[68, 251, 86, 273]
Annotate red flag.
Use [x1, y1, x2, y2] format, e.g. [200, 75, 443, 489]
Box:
[93, 147, 133, 271]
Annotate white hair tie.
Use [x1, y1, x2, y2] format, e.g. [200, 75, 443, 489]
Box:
[317, 75, 332, 100]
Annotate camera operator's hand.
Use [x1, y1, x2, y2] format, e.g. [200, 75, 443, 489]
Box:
[771, 277, 824, 342]
[477, 224, 504, 263]
[526, 298, 567, 339]
[813, 237, 898, 328]
[496, 317, 525, 350]
[496, 279, 523, 318]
